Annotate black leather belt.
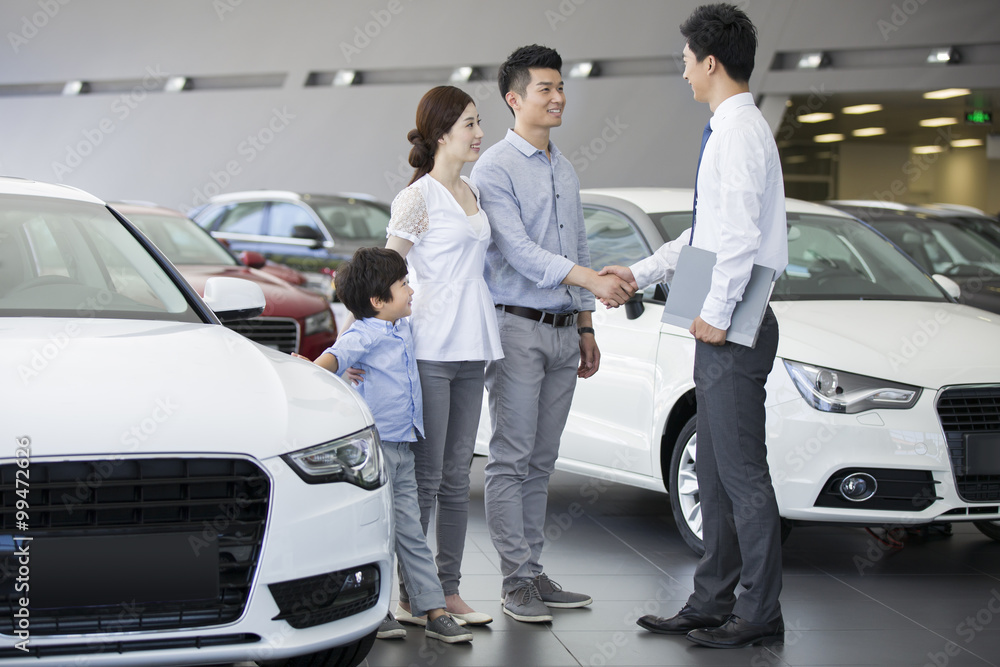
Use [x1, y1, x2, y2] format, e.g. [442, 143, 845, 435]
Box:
[498, 305, 577, 327]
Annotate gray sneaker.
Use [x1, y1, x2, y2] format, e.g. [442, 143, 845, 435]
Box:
[533, 573, 593, 608]
[502, 582, 553, 622]
[424, 614, 473, 643]
[376, 613, 407, 639]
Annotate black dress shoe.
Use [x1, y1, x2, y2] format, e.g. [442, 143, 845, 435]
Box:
[636, 604, 727, 635]
[686, 614, 784, 648]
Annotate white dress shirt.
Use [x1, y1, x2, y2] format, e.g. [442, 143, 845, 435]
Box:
[630, 92, 788, 330]
[387, 174, 503, 362]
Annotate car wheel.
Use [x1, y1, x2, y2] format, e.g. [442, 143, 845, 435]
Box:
[259, 629, 376, 667]
[973, 520, 1000, 542]
[669, 416, 706, 556]
[667, 415, 792, 556]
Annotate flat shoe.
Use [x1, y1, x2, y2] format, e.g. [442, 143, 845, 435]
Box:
[395, 603, 467, 627]
[449, 610, 493, 625]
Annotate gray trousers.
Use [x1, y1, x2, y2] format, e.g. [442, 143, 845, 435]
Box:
[484, 309, 580, 592]
[381, 440, 446, 617]
[688, 307, 782, 624]
[399, 359, 485, 601]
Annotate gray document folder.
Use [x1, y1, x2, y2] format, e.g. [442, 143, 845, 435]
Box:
[660, 245, 776, 348]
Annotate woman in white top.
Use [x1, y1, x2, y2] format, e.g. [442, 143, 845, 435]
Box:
[388, 86, 502, 627]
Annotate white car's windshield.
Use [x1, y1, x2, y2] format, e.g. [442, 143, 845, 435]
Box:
[0, 195, 201, 321]
[652, 212, 947, 301]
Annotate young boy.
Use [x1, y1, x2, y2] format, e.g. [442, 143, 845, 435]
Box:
[301, 246, 472, 644]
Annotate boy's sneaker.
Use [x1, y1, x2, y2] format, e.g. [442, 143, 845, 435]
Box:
[501, 581, 553, 622]
[425, 614, 473, 643]
[395, 603, 467, 627]
[532, 573, 593, 608]
[376, 613, 407, 639]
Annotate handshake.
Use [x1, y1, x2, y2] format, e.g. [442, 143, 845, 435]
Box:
[589, 265, 638, 308]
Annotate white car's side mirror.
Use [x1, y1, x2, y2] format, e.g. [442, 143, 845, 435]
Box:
[203, 277, 266, 321]
[932, 274, 962, 300]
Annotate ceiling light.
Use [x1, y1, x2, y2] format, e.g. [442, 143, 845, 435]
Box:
[852, 127, 886, 137]
[912, 145, 945, 154]
[923, 88, 970, 100]
[62, 80, 87, 95]
[951, 139, 983, 148]
[814, 133, 845, 143]
[449, 66, 473, 83]
[796, 112, 834, 124]
[569, 62, 595, 78]
[919, 117, 959, 127]
[332, 70, 357, 86]
[797, 52, 829, 69]
[927, 47, 960, 64]
[164, 76, 188, 93]
[842, 104, 883, 115]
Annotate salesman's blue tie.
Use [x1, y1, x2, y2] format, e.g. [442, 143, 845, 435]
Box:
[689, 119, 713, 245]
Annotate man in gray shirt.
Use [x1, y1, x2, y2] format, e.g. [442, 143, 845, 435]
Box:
[470, 44, 634, 623]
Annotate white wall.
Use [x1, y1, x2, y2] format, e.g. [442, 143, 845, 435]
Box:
[1, 0, 998, 210]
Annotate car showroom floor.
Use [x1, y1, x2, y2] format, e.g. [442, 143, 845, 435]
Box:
[349, 456, 1000, 667]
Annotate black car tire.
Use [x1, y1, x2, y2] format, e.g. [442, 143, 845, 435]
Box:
[259, 629, 376, 667]
[668, 415, 791, 556]
[973, 520, 1000, 542]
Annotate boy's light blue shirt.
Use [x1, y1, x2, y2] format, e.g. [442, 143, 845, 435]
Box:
[324, 317, 424, 443]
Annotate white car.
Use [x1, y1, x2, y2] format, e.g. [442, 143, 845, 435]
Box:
[0, 177, 392, 666]
[479, 188, 1000, 554]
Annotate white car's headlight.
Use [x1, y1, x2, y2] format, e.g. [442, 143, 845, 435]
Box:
[304, 308, 333, 336]
[783, 360, 921, 414]
[282, 427, 386, 489]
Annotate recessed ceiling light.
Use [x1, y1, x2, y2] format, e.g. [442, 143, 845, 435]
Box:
[814, 133, 845, 143]
[62, 80, 86, 95]
[919, 117, 959, 127]
[449, 67, 474, 83]
[568, 62, 595, 78]
[852, 127, 886, 137]
[164, 76, 188, 93]
[923, 88, 970, 100]
[797, 52, 828, 69]
[950, 139, 983, 148]
[842, 104, 883, 115]
[333, 70, 357, 86]
[927, 47, 960, 64]
[912, 145, 945, 154]
[796, 112, 834, 123]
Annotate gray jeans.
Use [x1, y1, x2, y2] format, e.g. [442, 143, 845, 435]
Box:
[484, 309, 580, 592]
[399, 359, 486, 600]
[381, 440, 446, 617]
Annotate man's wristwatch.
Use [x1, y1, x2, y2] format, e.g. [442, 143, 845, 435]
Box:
[577, 327, 596, 336]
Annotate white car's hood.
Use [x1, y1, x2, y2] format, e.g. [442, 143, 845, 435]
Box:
[776, 301, 1000, 388]
[1, 318, 370, 460]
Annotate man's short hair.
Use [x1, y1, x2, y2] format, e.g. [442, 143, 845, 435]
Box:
[680, 3, 758, 83]
[497, 44, 562, 116]
[334, 247, 408, 320]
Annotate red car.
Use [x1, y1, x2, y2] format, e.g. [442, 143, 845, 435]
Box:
[111, 202, 337, 359]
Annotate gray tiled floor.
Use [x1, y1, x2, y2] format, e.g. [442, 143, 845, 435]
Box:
[360, 455, 1000, 667]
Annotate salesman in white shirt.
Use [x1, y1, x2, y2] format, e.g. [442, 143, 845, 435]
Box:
[600, 3, 788, 649]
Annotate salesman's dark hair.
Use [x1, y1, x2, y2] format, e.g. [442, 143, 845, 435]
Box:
[680, 3, 758, 83]
[498, 44, 562, 117]
[334, 247, 408, 320]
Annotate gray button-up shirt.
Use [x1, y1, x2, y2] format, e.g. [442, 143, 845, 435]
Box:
[470, 128, 595, 314]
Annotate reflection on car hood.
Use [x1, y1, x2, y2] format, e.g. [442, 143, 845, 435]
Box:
[775, 300, 1000, 388]
[0, 318, 370, 459]
[178, 265, 328, 319]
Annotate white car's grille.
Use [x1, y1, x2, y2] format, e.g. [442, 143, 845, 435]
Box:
[225, 316, 300, 354]
[0, 458, 269, 635]
[937, 387, 1000, 502]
